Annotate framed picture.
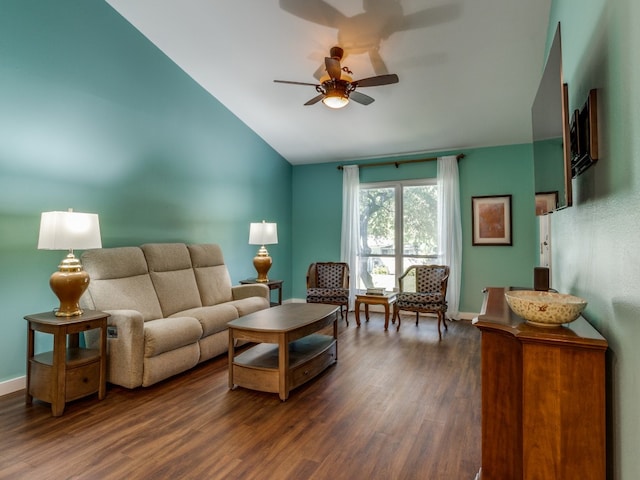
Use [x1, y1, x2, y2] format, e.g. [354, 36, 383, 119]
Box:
[472, 195, 512, 246]
[535, 191, 558, 216]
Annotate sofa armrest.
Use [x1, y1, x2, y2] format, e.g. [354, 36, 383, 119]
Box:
[85, 309, 146, 389]
[232, 283, 269, 301]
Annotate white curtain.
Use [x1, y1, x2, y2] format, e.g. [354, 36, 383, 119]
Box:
[437, 156, 462, 319]
[340, 165, 360, 310]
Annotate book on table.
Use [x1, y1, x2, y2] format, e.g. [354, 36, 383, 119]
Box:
[365, 288, 385, 295]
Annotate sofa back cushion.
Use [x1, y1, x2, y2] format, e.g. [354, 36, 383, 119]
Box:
[142, 243, 202, 317]
[81, 247, 163, 321]
[187, 244, 233, 305]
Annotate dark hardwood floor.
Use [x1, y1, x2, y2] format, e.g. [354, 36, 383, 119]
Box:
[0, 313, 481, 480]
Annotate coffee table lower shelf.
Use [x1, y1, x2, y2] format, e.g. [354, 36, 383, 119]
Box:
[231, 334, 336, 400]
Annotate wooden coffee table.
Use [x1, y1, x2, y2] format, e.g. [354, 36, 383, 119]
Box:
[354, 291, 397, 330]
[228, 303, 338, 401]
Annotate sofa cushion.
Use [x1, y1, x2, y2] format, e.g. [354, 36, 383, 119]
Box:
[172, 304, 239, 337]
[87, 276, 164, 321]
[81, 247, 163, 321]
[83, 246, 149, 279]
[142, 243, 202, 317]
[187, 244, 234, 305]
[142, 344, 200, 387]
[143, 317, 203, 357]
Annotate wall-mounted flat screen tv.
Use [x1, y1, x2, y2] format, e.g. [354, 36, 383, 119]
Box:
[531, 23, 572, 215]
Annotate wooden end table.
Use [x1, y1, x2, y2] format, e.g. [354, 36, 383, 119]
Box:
[354, 291, 398, 330]
[24, 310, 109, 416]
[239, 278, 283, 306]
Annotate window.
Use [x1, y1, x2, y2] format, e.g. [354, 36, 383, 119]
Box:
[358, 180, 439, 290]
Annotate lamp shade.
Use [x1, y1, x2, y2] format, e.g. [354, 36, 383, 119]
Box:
[38, 211, 102, 251]
[249, 221, 278, 246]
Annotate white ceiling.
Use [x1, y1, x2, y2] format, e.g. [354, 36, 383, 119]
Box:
[105, 0, 551, 165]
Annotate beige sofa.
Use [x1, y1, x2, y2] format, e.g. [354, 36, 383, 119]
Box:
[80, 243, 270, 388]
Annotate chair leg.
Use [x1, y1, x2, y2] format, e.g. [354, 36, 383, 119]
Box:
[415, 312, 419, 326]
[395, 309, 402, 331]
[442, 313, 448, 331]
[344, 305, 349, 326]
[437, 312, 443, 341]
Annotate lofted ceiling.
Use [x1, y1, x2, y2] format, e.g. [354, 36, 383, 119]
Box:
[105, 0, 551, 165]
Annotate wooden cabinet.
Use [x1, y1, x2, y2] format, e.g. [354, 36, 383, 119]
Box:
[473, 287, 607, 480]
[25, 310, 109, 417]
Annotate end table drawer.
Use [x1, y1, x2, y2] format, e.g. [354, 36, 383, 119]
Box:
[27, 359, 101, 403]
[66, 362, 101, 401]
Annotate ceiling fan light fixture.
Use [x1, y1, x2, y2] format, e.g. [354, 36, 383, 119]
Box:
[322, 82, 350, 109]
[322, 93, 349, 109]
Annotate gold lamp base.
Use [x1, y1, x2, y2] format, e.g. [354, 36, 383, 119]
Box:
[49, 252, 90, 317]
[253, 246, 272, 283]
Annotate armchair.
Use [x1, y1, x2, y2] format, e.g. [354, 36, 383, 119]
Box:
[306, 262, 350, 325]
[392, 265, 450, 340]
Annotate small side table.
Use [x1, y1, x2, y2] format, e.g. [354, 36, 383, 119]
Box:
[239, 278, 283, 306]
[354, 291, 397, 330]
[24, 310, 109, 417]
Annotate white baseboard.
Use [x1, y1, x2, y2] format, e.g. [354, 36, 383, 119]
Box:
[457, 311, 479, 321]
[290, 298, 478, 320]
[0, 376, 25, 397]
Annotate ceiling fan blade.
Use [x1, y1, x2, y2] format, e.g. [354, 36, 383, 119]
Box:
[325, 57, 342, 80]
[279, 0, 347, 28]
[368, 49, 389, 76]
[313, 63, 326, 81]
[353, 74, 399, 88]
[304, 94, 325, 106]
[350, 91, 375, 106]
[398, 5, 462, 31]
[274, 80, 319, 87]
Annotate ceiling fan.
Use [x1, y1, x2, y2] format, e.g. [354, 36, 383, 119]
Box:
[274, 46, 399, 109]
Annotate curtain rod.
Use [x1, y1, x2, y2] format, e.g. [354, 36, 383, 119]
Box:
[336, 153, 465, 170]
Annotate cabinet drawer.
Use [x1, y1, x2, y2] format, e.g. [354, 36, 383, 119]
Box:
[66, 361, 100, 401]
[289, 341, 336, 389]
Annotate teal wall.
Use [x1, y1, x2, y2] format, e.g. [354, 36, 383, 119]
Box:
[549, 0, 639, 477]
[0, 0, 292, 383]
[292, 144, 538, 312]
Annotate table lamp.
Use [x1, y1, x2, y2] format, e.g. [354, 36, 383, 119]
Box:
[38, 209, 102, 316]
[249, 220, 277, 282]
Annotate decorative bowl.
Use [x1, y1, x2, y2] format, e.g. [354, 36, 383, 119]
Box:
[504, 290, 587, 327]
